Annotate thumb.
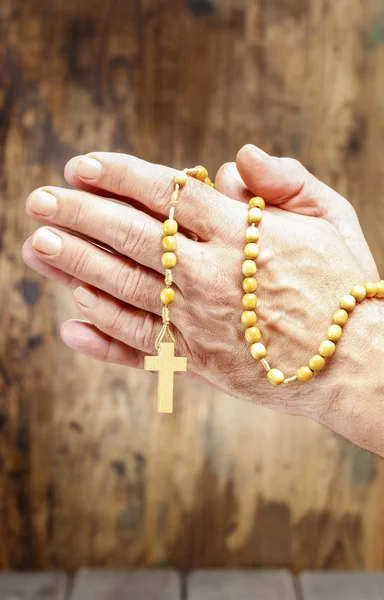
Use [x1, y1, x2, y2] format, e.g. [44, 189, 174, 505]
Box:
[236, 144, 379, 279]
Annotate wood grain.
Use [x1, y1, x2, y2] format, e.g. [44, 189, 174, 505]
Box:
[1, 0, 384, 571]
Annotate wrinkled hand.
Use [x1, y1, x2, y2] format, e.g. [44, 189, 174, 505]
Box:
[23, 145, 379, 417]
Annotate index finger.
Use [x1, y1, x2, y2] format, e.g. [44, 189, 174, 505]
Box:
[64, 153, 240, 241]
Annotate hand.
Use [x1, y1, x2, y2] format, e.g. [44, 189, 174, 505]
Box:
[23, 146, 381, 427]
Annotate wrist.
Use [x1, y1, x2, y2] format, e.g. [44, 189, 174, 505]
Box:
[303, 298, 384, 454]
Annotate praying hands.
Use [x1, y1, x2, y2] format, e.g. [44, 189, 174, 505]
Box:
[23, 145, 384, 455]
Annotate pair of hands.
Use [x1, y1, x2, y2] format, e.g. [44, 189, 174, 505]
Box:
[23, 144, 383, 452]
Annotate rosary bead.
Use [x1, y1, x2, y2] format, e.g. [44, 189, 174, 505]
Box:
[242, 260, 257, 277]
[163, 219, 178, 235]
[241, 311, 257, 327]
[161, 252, 177, 269]
[242, 293, 257, 310]
[308, 354, 325, 371]
[244, 243, 260, 259]
[249, 197, 265, 210]
[296, 366, 314, 382]
[243, 277, 257, 293]
[246, 327, 261, 344]
[250, 342, 266, 359]
[245, 226, 260, 243]
[375, 281, 384, 298]
[195, 166, 208, 182]
[160, 288, 175, 304]
[173, 172, 188, 186]
[319, 340, 336, 358]
[364, 282, 376, 297]
[333, 309, 349, 326]
[327, 324, 343, 342]
[267, 368, 285, 386]
[162, 236, 177, 251]
[350, 285, 367, 302]
[248, 207, 263, 224]
[339, 294, 356, 312]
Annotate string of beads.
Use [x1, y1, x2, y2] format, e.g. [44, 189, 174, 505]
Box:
[241, 195, 384, 385]
[155, 166, 214, 351]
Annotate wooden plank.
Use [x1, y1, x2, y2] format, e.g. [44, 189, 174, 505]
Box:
[69, 569, 181, 600]
[0, 572, 68, 600]
[300, 572, 384, 599]
[187, 570, 297, 600]
[1, 0, 384, 572]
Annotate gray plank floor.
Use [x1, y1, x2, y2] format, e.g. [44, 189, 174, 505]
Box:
[1, 569, 384, 599]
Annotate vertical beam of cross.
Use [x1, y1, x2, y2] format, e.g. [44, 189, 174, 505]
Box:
[144, 343, 187, 413]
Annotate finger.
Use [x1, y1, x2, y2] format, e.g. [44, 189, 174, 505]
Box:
[61, 319, 214, 387]
[30, 226, 185, 319]
[22, 238, 82, 289]
[61, 319, 145, 367]
[236, 144, 379, 277]
[72, 284, 190, 360]
[64, 153, 238, 241]
[26, 185, 197, 274]
[215, 162, 252, 202]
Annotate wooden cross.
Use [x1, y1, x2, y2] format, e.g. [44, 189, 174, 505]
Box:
[144, 343, 187, 413]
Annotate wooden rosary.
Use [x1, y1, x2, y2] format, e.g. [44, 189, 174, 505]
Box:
[145, 167, 384, 413]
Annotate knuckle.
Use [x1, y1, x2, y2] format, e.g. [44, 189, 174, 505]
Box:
[114, 262, 147, 305]
[149, 171, 174, 213]
[71, 245, 91, 278]
[109, 162, 132, 196]
[131, 312, 156, 350]
[107, 304, 127, 337]
[114, 217, 148, 258]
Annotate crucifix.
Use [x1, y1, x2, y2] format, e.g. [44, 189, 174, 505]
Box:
[144, 343, 187, 413]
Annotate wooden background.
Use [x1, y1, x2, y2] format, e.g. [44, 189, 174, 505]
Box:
[1, 0, 384, 572]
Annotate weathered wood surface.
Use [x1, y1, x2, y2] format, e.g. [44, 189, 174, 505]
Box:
[187, 570, 297, 599]
[300, 572, 384, 599]
[1, 0, 384, 572]
[1, 570, 384, 599]
[0, 572, 68, 600]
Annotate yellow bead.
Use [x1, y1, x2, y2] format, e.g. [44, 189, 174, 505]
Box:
[308, 354, 325, 371]
[350, 285, 367, 302]
[327, 324, 343, 342]
[267, 369, 285, 386]
[319, 340, 336, 358]
[174, 171, 188, 186]
[243, 277, 257, 293]
[296, 366, 314, 382]
[163, 219, 178, 235]
[242, 260, 257, 277]
[333, 309, 349, 326]
[244, 243, 260, 259]
[249, 196, 265, 210]
[250, 342, 266, 359]
[246, 327, 261, 344]
[160, 288, 175, 304]
[242, 293, 257, 310]
[375, 281, 384, 298]
[245, 226, 259, 243]
[248, 207, 263, 224]
[195, 166, 208, 182]
[161, 252, 177, 269]
[162, 236, 177, 251]
[340, 294, 356, 312]
[241, 311, 257, 327]
[364, 282, 376, 297]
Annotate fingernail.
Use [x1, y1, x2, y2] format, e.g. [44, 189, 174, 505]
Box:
[28, 190, 57, 216]
[33, 228, 62, 255]
[74, 286, 98, 309]
[225, 162, 243, 182]
[250, 144, 269, 157]
[76, 156, 102, 179]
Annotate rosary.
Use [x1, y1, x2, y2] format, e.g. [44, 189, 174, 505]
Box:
[144, 167, 384, 413]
